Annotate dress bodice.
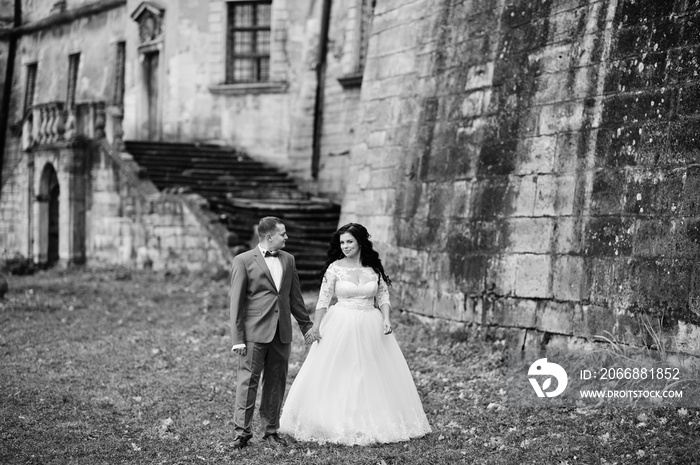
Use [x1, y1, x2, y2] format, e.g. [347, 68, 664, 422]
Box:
[316, 262, 391, 310]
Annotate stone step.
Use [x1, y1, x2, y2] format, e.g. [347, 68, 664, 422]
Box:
[125, 140, 341, 287]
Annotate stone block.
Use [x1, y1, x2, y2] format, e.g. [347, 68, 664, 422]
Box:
[533, 70, 573, 105]
[460, 90, 488, 118]
[450, 254, 487, 294]
[537, 300, 574, 335]
[463, 62, 494, 90]
[505, 217, 554, 254]
[184, 235, 205, 249]
[584, 217, 635, 257]
[522, 329, 547, 350]
[675, 321, 700, 351]
[518, 135, 556, 174]
[463, 296, 480, 324]
[537, 102, 585, 136]
[554, 130, 587, 174]
[400, 284, 435, 318]
[486, 254, 517, 296]
[368, 168, 401, 190]
[553, 217, 582, 254]
[575, 304, 616, 339]
[498, 298, 538, 328]
[512, 175, 537, 217]
[554, 175, 577, 216]
[450, 180, 473, 218]
[534, 174, 557, 216]
[552, 255, 589, 301]
[433, 291, 466, 321]
[514, 254, 551, 298]
[366, 131, 386, 148]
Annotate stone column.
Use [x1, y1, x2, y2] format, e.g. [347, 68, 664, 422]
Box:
[59, 146, 88, 265]
[32, 196, 48, 264]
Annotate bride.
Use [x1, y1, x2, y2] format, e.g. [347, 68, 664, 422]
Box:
[279, 223, 431, 445]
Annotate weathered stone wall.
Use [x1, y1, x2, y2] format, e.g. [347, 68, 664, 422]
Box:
[341, 0, 700, 349]
[0, 3, 20, 259]
[87, 144, 231, 271]
[16, 6, 126, 106]
[0, 139, 29, 260]
[20, 0, 107, 24]
[288, 0, 363, 202]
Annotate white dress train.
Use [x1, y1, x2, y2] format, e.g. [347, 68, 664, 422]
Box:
[279, 262, 431, 445]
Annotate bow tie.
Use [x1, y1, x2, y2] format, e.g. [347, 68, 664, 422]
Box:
[264, 250, 279, 257]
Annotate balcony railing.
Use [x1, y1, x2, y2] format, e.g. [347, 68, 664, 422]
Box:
[21, 101, 124, 151]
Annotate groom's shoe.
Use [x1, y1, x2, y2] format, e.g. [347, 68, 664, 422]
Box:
[262, 433, 288, 446]
[232, 436, 250, 450]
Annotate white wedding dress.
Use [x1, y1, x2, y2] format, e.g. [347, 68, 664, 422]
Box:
[279, 262, 431, 445]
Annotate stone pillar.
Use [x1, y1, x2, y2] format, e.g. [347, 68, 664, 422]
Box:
[59, 146, 88, 265]
[33, 196, 48, 264]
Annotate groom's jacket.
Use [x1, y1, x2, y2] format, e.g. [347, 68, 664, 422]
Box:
[229, 247, 313, 346]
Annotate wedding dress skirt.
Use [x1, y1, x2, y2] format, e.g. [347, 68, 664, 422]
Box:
[279, 297, 432, 445]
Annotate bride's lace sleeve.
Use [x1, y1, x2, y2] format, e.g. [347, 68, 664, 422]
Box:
[376, 277, 391, 308]
[315, 264, 337, 310]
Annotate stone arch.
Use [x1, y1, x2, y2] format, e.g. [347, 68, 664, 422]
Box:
[37, 163, 60, 265]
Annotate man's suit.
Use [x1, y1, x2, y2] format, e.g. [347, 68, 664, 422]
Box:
[229, 246, 313, 439]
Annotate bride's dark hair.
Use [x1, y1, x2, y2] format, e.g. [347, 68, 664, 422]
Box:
[320, 223, 391, 286]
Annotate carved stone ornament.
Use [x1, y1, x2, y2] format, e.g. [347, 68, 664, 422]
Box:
[130, 1, 165, 45]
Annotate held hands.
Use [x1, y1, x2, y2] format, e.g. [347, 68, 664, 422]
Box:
[305, 327, 322, 345]
[383, 318, 393, 335]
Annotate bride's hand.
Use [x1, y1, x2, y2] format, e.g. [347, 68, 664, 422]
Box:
[383, 319, 393, 335]
[305, 327, 322, 344]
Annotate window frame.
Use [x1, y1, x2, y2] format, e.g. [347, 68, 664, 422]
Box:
[337, 0, 376, 89]
[113, 41, 126, 106]
[24, 63, 38, 115]
[225, 1, 273, 84]
[66, 53, 80, 107]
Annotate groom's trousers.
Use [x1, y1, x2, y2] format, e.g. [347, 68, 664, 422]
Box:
[234, 326, 291, 439]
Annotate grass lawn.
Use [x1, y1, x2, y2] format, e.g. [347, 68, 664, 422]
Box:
[1, 267, 698, 464]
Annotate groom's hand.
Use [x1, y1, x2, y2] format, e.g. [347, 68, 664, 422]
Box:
[232, 346, 247, 356]
[304, 328, 321, 344]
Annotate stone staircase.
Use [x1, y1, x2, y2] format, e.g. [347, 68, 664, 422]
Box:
[124, 141, 340, 287]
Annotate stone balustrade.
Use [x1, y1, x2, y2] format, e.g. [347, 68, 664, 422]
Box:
[21, 101, 121, 150]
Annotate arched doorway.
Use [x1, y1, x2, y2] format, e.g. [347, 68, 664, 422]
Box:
[39, 163, 60, 266]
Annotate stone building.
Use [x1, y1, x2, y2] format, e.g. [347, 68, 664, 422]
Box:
[1, 0, 699, 347]
[339, 0, 700, 349]
[0, 0, 365, 274]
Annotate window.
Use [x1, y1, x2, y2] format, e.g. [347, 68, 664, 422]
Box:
[113, 42, 126, 105]
[355, 0, 376, 74]
[226, 1, 272, 83]
[24, 63, 37, 114]
[67, 53, 80, 107]
[338, 0, 376, 88]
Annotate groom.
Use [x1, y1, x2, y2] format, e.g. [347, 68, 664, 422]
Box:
[229, 216, 319, 449]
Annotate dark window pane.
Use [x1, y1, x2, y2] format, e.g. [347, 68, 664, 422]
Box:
[67, 53, 80, 106]
[24, 63, 37, 114]
[257, 31, 270, 54]
[357, 0, 376, 73]
[258, 57, 269, 81]
[257, 4, 271, 26]
[234, 4, 253, 27]
[234, 58, 254, 82]
[235, 31, 253, 54]
[113, 42, 126, 105]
